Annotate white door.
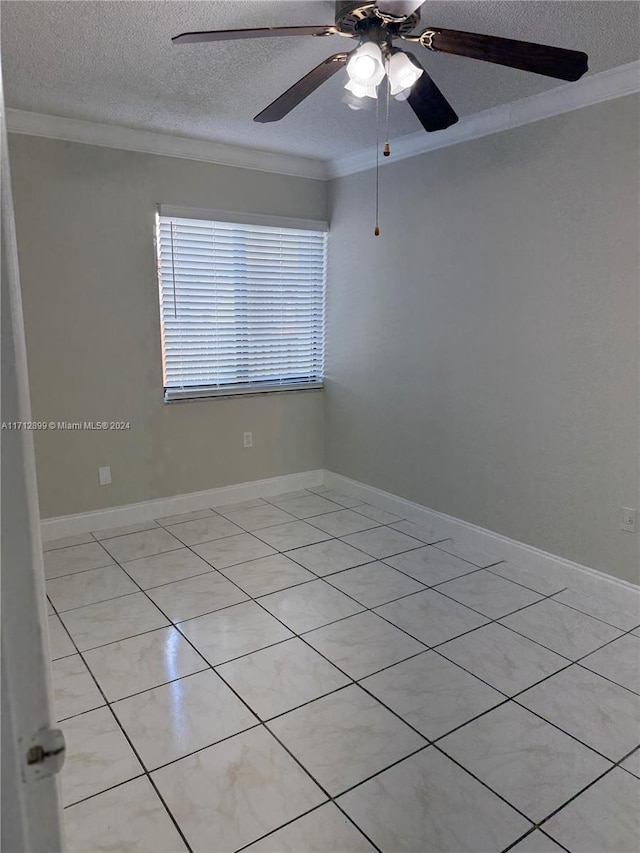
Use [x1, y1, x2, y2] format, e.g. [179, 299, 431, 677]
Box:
[1, 59, 66, 851]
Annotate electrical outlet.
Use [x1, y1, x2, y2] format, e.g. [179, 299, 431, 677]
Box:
[98, 466, 112, 486]
[243, 432, 253, 448]
[620, 507, 637, 533]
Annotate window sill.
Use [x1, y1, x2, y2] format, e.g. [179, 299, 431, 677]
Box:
[164, 383, 324, 403]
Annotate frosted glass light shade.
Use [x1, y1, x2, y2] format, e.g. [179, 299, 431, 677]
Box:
[346, 43, 385, 86]
[387, 50, 423, 95]
[345, 77, 379, 99]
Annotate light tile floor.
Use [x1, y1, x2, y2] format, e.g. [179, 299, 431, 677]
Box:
[44, 488, 640, 853]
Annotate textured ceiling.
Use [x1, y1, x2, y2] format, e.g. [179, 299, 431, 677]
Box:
[2, 1, 639, 160]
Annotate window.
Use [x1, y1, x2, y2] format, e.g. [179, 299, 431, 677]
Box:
[156, 208, 327, 401]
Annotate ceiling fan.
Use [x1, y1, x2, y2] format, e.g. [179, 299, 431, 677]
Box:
[172, 1, 589, 135]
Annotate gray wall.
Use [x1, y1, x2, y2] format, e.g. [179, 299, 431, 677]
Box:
[9, 135, 327, 518]
[326, 95, 640, 584]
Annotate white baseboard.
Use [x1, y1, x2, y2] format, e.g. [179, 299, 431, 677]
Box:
[40, 470, 325, 540]
[323, 471, 640, 594]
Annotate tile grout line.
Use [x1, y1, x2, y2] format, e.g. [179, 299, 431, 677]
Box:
[483, 563, 568, 595]
[521, 757, 633, 841]
[433, 734, 636, 850]
[231, 799, 382, 853]
[45, 559, 117, 581]
[501, 824, 572, 853]
[573, 659, 640, 697]
[51, 587, 147, 616]
[548, 596, 640, 633]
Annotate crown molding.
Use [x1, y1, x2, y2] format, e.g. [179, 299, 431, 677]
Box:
[6, 61, 639, 182]
[5, 109, 331, 180]
[328, 60, 640, 178]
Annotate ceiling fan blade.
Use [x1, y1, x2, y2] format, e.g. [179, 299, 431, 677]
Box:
[376, 1, 423, 18]
[405, 59, 458, 132]
[172, 25, 337, 45]
[418, 28, 588, 81]
[254, 53, 349, 123]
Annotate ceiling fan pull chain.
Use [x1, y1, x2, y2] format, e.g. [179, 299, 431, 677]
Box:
[384, 74, 391, 157]
[374, 93, 380, 236]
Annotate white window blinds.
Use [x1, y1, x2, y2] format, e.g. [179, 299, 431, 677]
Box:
[156, 214, 327, 401]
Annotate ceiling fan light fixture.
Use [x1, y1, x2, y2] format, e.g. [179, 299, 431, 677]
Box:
[346, 42, 385, 86]
[387, 50, 423, 95]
